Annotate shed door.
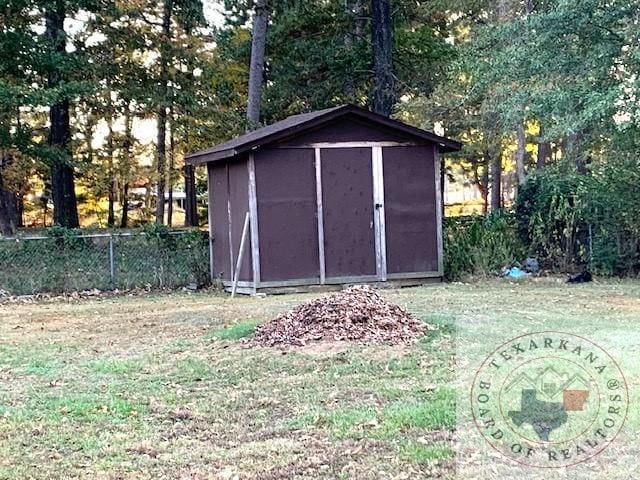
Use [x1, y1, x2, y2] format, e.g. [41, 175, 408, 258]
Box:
[320, 148, 377, 279]
[382, 146, 439, 274]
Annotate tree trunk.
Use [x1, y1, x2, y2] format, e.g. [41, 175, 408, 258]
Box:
[567, 130, 588, 174]
[120, 183, 129, 228]
[481, 171, 489, 215]
[344, 0, 365, 99]
[167, 120, 175, 227]
[155, 0, 173, 225]
[45, 3, 79, 228]
[371, 0, 394, 116]
[0, 152, 16, 236]
[106, 111, 116, 228]
[183, 125, 198, 227]
[471, 157, 489, 215]
[536, 128, 550, 171]
[490, 148, 502, 212]
[247, 0, 268, 129]
[0, 201, 15, 236]
[184, 165, 197, 227]
[155, 108, 167, 224]
[16, 193, 23, 227]
[515, 120, 527, 185]
[120, 110, 133, 228]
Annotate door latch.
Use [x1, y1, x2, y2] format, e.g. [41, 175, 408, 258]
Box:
[375, 203, 383, 210]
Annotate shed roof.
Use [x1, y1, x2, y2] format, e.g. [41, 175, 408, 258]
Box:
[186, 104, 462, 165]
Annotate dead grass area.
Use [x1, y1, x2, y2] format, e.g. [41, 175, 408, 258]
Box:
[1, 278, 639, 479]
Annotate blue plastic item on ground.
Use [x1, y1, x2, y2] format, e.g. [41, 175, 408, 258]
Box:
[506, 266, 529, 278]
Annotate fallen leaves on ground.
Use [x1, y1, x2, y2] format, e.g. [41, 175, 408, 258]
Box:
[248, 285, 432, 348]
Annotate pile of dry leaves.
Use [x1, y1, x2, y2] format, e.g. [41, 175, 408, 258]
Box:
[249, 285, 431, 347]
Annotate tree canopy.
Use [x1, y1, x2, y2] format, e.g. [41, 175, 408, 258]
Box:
[0, 0, 638, 237]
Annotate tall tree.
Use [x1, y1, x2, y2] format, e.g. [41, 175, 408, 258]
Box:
[155, 0, 173, 224]
[144, 0, 205, 225]
[120, 108, 135, 228]
[0, 2, 34, 234]
[371, 0, 394, 116]
[246, 0, 269, 128]
[45, 1, 80, 227]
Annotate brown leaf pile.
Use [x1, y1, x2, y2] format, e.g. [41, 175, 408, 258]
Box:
[249, 285, 431, 347]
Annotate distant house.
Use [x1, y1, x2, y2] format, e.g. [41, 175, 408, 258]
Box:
[186, 104, 461, 294]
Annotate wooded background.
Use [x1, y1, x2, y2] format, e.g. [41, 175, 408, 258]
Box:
[1, 0, 639, 274]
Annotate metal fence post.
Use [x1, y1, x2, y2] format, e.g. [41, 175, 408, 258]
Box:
[109, 234, 115, 284]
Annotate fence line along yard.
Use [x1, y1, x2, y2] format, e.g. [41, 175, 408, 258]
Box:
[0, 230, 211, 296]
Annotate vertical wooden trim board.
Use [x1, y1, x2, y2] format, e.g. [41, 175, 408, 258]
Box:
[434, 145, 444, 276]
[372, 146, 387, 281]
[207, 164, 216, 283]
[315, 148, 326, 284]
[248, 154, 261, 289]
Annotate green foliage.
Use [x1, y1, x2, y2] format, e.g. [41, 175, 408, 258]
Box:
[46, 225, 84, 249]
[177, 229, 211, 286]
[218, 0, 456, 124]
[142, 223, 172, 240]
[517, 159, 640, 276]
[444, 212, 525, 280]
[515, 166, 588, 271]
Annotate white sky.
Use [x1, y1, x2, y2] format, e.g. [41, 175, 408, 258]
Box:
[204, 0, 226, 27]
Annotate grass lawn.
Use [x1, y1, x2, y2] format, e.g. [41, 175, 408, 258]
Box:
[0, 279, 638, 479]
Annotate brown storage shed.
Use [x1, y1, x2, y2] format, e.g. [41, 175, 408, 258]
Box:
[186, 104, 461, 294]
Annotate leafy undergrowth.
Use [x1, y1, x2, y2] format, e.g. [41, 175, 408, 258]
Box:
[0, 279, 638, 479]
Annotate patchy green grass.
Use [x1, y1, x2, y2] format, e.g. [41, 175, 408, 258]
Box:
[400, 440, 455, 465]
[87, 358, 141, 375]
[209, 320, 258, 341]
[0, 279, 638, 479]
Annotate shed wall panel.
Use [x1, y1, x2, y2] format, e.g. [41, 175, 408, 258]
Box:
[280, 117, 416, 146]
[228, 159, 252, 282]
[208, 163, 231, 281]
[255, 148, 319, 281]
[382, 146, 438, 273]
[321, 147, 376, 277]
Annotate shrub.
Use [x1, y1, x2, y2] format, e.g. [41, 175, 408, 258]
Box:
[515, 166, 589, 272]
[515, 159, 640, 276]
[444, 211, 525, 280]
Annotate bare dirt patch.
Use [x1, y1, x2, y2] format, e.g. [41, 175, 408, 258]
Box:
[604, 293, 640, 312]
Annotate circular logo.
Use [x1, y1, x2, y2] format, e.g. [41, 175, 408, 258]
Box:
[470, 331, 629, 468]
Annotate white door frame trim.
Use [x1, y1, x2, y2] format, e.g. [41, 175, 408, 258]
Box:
[372, 146, 388, 281]
[314, 148, 326, 284]
[247, 154, 261, 290]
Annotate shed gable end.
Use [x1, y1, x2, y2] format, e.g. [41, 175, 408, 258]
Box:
[275, 115, 426, 147]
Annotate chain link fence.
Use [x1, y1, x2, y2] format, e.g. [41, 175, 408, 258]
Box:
[0, 230, 211, 296]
